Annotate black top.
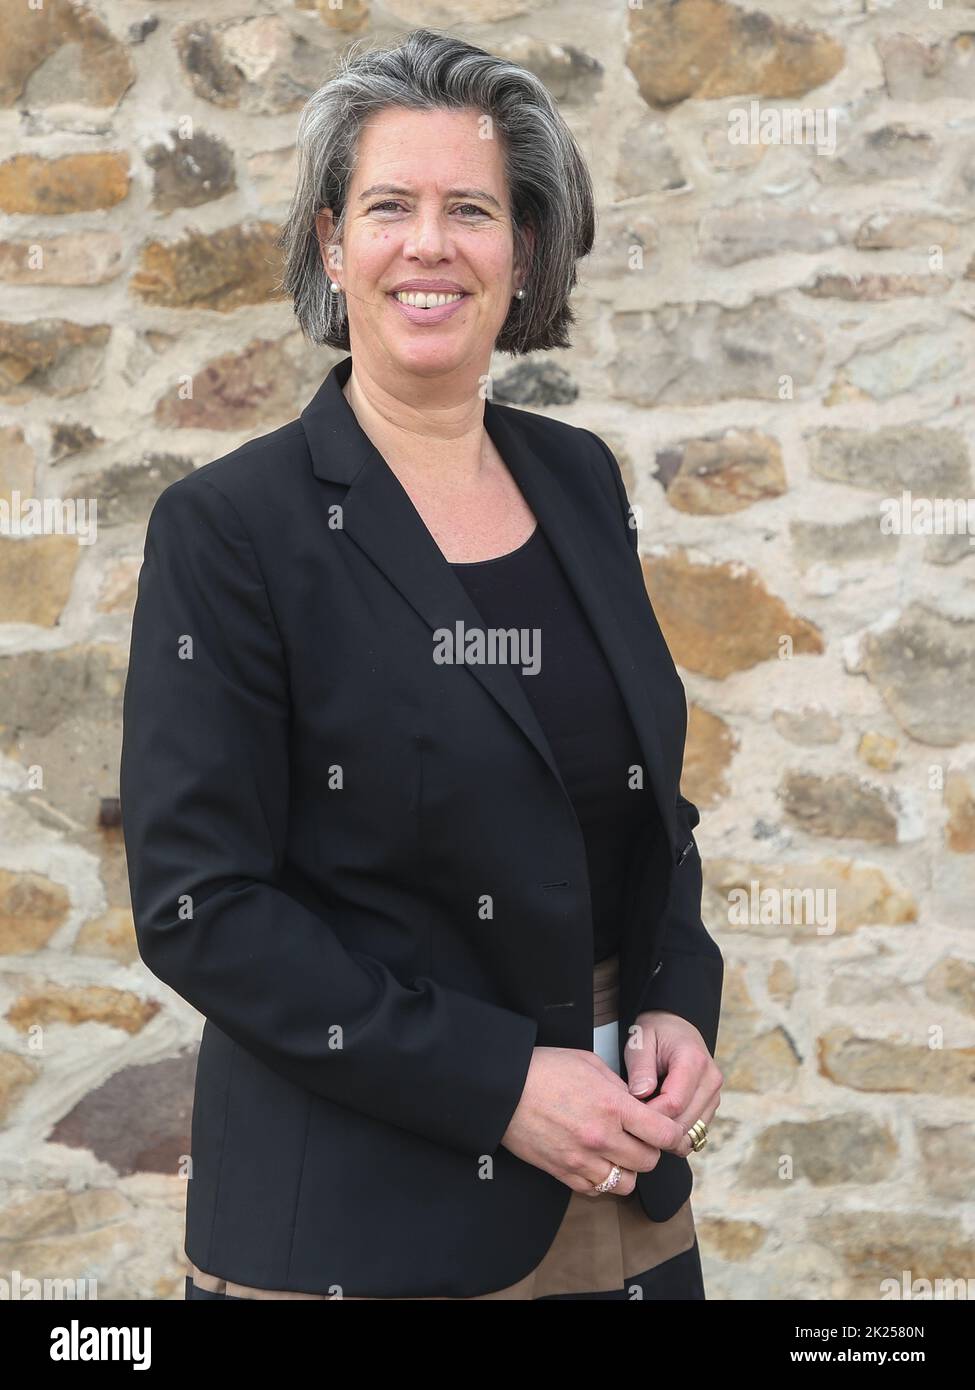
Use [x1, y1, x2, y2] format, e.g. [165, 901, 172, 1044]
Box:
[450, 523, 653, 964]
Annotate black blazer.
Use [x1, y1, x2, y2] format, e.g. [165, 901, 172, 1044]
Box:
[119, 352, 724, 1298]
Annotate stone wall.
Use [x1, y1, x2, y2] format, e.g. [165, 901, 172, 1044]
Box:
[1, 0, 973, 1301]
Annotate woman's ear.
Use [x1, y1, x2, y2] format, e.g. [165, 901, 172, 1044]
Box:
[314, 209, 341, 278]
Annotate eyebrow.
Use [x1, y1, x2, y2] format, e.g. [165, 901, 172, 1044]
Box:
[357, 184, 503, 211]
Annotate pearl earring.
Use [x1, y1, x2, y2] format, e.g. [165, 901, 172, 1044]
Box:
[515, 287, 525, 298]
[330, 281, 341, 293]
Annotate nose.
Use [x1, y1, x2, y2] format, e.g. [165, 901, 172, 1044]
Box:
[403, 205, 453, 261]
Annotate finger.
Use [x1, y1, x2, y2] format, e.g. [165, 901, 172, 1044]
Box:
[667, 1091, 721, 1159]
[618, 1091, 687, 1153]
[642, 1049, 705, 1119]
[577, 1161, 638, 1198]
[622, 1032, 658, 1099]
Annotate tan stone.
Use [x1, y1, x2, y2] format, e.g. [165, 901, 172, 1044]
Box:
[0, 536, 79, 626]
[740, 1114, 898, 1188]
[0, 320, 111, 402]
[945, 772, 975, 852]
[5, 984, 159, 1036]
[855, 211, 962, 251]
[772, 707, 842, 745]
[811, 1211, 975, 1296]
[97, 559, 140, 615]
[0, 234, 124, 286]
[696, 1217, 767, 1261]
[0, 0, 135, 108]
[917, 1125, 975, 1202]
[74, 908, 139, 963]
[703, 857, 916, 937]
[726, 1028, 801, 1092]
[801, 272, 950, 299]
[0, 870, 70, 954]
[925, 957, 975, 1019]
[642, 550, 823, 677]
[626, 0, 844, 108]
[858, 732, 900, 772]
[767, 960, 797, 1003]
[818, 1027, 975, 1095]
[0, 425, 35, 499]
[131, 222, 284, 311]
[0, 1052, 39, 1125]
[682, 704, 736, 807]
[0, 154, 129, 215]
[656, 430, 786, 515]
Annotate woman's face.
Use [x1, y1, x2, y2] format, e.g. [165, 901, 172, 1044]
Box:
[315, 105, 530, 382]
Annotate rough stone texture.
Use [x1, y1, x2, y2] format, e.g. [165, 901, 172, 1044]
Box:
[1, 0, 973, 1305]
[655, 430, 786, 514]
[642, 550, 824, 677]
[848, 604, 975, 746]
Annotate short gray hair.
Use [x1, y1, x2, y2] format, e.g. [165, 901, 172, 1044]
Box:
[277, 27, 595, 356]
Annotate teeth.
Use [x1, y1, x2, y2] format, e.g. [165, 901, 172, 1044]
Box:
[392, 290, 465, 308]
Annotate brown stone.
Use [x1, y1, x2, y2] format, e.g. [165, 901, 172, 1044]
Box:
[0, 870, 70, 954]
[0, 154, 129, 215]
[5, 983, 159, 1036]
[682, 704, 736, 807]
[626, 0, 844, 109]
[49, 1051, 197, 1175]
[97, 558, 141, 615]
[642, 549, 823, 677]
[0, 320, 111, 402]
[173, 17, 335, 115]
[153, 337, 314, 430]
[144, 130, 236, 212]
[857, 732, 899, 772]
[779, 771, 899, 844]
[65, 454, 193, 528]
[131, 221, 284, 311]
[0, 536, 79, 626]
[655, 430, 786, 514]
[0, 0, 135, 108]
[818, 1027, 975, 1095]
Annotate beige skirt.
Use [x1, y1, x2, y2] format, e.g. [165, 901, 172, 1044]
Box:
[187, 953, 697, 1299]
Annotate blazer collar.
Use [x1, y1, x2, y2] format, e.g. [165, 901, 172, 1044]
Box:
[300, 355, 677, 856]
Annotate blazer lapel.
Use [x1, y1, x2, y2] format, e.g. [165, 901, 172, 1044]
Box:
[300, 355, 678, 857]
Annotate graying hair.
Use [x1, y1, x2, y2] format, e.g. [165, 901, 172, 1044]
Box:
[276, 27, 595, 356]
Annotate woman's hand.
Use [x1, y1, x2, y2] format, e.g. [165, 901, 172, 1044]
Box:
[499, 1046, 690, 1196]
[623, 1011, 723, 1150]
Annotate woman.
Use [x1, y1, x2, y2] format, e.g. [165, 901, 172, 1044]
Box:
[119, 27, 724, 1301]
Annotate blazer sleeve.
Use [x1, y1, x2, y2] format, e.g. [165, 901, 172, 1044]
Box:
[583, 429, 724, 1059]
[119, 475, 539, 1158]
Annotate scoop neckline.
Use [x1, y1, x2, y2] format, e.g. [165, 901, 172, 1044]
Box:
[449, 524, 540, 568]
